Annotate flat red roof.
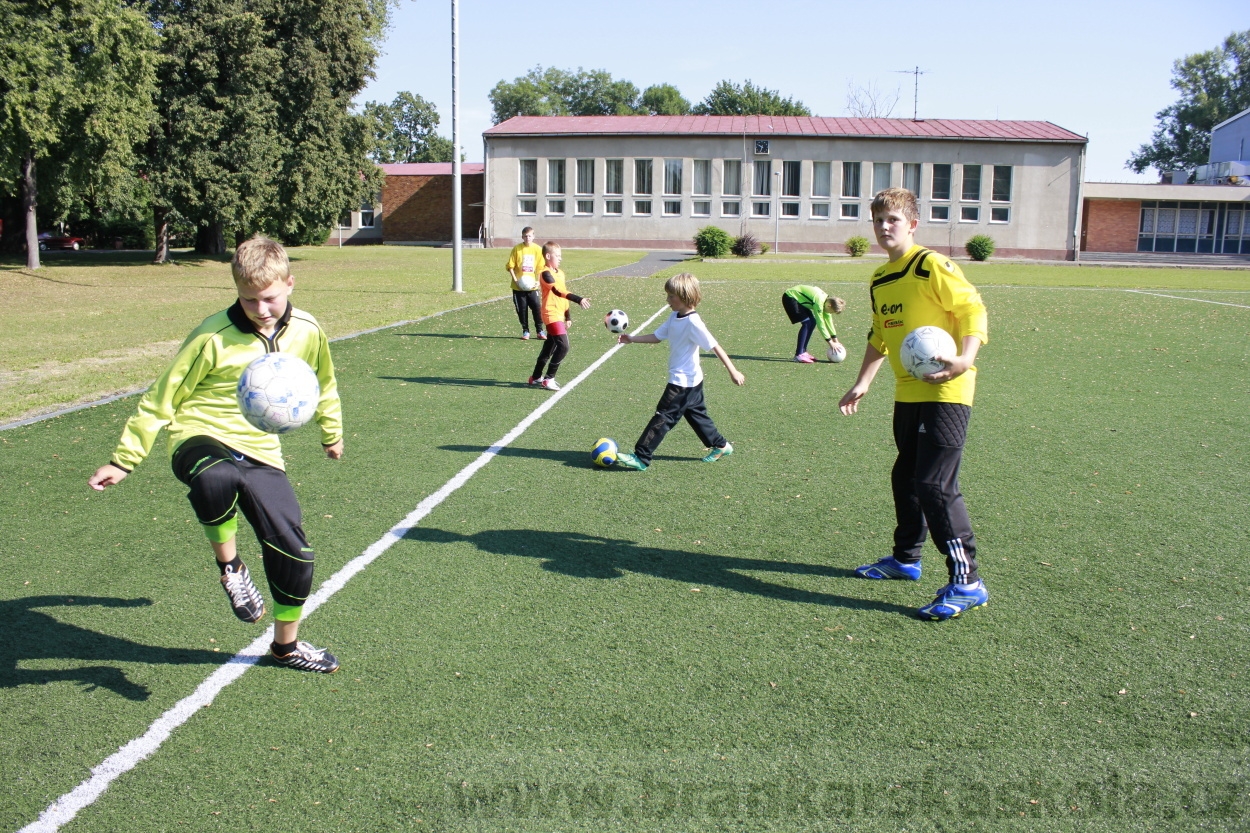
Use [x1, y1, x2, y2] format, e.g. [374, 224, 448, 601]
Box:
[380, 162, 485, 176]
[484, 115, 1086, 143]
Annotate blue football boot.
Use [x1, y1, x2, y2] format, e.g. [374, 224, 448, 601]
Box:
[854, 556, 922, 581]
[917, 582, 989, 621]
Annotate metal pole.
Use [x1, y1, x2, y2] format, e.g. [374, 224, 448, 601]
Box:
[451, 0, 463, 292]
[773, 169, 780, 254]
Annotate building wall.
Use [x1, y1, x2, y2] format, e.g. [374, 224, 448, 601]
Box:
[484, 134, 1084, 258]
[382, 174, 484, 242]
[1210, 111, 1250, 163]
[1080, 198, 1141, 252]
[326, 207, 383, 245]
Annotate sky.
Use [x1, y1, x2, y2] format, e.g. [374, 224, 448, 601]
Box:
[356, 0, 1246, 182]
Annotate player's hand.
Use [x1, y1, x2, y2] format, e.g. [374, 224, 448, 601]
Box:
[89, 463, 128, 491]
[324, 440, 344, 460]
[579, 298, 591, 309]
[618, 333, 632, 344]
[729, 369, 745, 386]
[839, 385, 868, 415]
[922, 354, 971, 384]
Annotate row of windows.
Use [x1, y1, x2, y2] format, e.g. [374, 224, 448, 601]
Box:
[519, 159, 1012, 203]
[1138, 201, 1250, 254]
[518, 197, 1010, 224]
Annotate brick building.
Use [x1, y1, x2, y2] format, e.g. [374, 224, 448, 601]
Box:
[1081, 182, 1250, 255]
[380, 162, 484, 244]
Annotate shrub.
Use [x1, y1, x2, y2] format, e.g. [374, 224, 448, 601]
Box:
[759, 242, 770, 255]
[731, 232, 759, 257]
[845, 235, 870, 257]
[965, 234, 995, 261]
[693, 226, 732, 258]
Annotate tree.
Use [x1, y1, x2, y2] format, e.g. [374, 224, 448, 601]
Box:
[641, 83, 692, 115]
[692, 80, 811, 116]
[0, 0, 157, 268]
[844, 80, 900, 118]
[489, 66, 642, 123]
[1128, 29, 1250, 176]
[364, 92, 454, 163]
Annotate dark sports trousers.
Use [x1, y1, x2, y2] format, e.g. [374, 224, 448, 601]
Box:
[781, 293, 817, 355]
[172, 438, 315, 609]
[532, 331, 569, 380]
[890, 401, 979, 584]
[512, 289, 541, 332]
[634, 381, 727, 466]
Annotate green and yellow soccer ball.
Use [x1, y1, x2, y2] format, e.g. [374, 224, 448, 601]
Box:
[591, 437, 619, 468]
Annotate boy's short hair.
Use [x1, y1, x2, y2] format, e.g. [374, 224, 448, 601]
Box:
[664, 272, 702, 308]
[232, 236, 290, 289]
[825, 295, 847, 314]
[542, 241, 560, 258]
[521, 226, 534, 236]
[870, 187, 918, 223]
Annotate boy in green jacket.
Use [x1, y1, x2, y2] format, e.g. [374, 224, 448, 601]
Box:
[782, 285, 845, 363]
[89, 236, 343, 672]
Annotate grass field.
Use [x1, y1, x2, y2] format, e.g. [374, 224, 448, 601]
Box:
[1, 254, 1248, 831]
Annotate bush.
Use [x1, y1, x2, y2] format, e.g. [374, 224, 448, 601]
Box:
[693, 226, 732, 258]
[965, 234, 995, 261]
[758, 242, 770, 255]
[845, 235, 870, 257]
[731, 232, 759, 257]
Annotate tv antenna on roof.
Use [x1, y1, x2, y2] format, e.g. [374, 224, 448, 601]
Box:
[893, 66, 927, 120]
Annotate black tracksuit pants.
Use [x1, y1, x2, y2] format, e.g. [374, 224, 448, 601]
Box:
[634, 381, 727, 466]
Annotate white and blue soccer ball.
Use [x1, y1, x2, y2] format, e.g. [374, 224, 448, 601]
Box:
[604, 309, 630, 334]
[237, 353, 320, 434]
[591, 437, 619, 468]
[899, 326, 958, 380]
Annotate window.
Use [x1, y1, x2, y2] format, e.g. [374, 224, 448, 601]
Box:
[548, 159, 565, 194]
[960, 205, 979, 222]
[962, 165, 981, 201]
[634, 159, 652, 195]
[547, 199, 565, 215]
[722, 201, 740, 217]
[841, 162, 861, 198]
[992, 166, 1012, 202]
[990, 206, 1010, 223]
[873, 162, 891, 194]
[338, 214, 351, 228]
[782, 202, 800, 218]
[664, 200, 681, 216]
[519, 160, 537, 195]
[930, 205, 949, 222]
[518, 199, 537, 215]
[605, 159, 624, 195]
[576, 159, 594, 195]
[634, 199, 651, 215]
[753, 160, 771, 196]
[723, 160, 741, 196]
[812, 162, 831, 198]
[782, 161, 801, 197]
[359, 204, 375, 227]
[931, 164, 952, 201]
[693, 200, 711, 217]
[576, 199, 594, 215]
[752, 201, 770, 217]
[902, 163, 921, 197]
[811, 202, 830, 219]
[841, 203, 859, 219]
[664, 159, 683, 196]
[604, 199, 623, 216]
[693, 160, 712, 196]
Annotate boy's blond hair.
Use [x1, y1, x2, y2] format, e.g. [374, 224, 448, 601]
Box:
[232, 235, 290, 289]
[664, 273, 702, 308]
[542, 241, 561, 258]
[825, 295, 847, 314]
[870, 187, 919, 224]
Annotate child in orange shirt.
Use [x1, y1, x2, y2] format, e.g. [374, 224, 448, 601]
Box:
[529, 242, 590, 391]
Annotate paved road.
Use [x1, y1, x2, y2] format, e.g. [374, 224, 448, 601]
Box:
[588, 251, 693, 278]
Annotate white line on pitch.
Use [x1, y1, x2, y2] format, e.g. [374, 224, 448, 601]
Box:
[1123, 289, 1250, 308]
[20, 305, 671, 833]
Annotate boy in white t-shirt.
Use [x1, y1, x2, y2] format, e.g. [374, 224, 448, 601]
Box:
[615, 273, 745, 471]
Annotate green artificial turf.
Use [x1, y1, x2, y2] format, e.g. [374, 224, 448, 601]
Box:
[0, 267, 1247, 832]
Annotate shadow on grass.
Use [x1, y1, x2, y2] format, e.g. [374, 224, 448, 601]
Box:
[406, 527, 907, 616]
[0, 596, 226, 701]
[0, 250, 229, 269]
[379, 375, 535, 389]
[439, 444, 701, 468]
[725, 354, 805, 363]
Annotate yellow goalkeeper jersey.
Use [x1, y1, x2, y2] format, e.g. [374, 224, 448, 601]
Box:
[866, 245, 988, 406]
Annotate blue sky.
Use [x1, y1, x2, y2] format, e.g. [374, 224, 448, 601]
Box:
[357, 0, 1246, 182]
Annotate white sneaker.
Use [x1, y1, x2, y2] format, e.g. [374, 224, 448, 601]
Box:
[541, 377, 561, 391]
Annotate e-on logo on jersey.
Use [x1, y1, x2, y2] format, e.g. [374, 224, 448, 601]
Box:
[879, 302, 903, 316]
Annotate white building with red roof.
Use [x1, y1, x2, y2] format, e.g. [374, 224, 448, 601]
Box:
[482, 115, 1088, 259]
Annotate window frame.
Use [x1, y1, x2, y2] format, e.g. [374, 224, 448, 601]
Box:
[575, 199, 594, 216]
[751, 200, 771, 218]
[576, 159, 595, 196]
[991, 165, 1012, 203]
[721, 200, 741, 218]
[518, 198, 537, 216]
[931, 164, 952, 202]
[547, 159, 566, 195]
[693, 159, 712, 196]
[605, 159, 624, 196]
[782, 161, 801, 197]
[723, 160, 742, 196]
[841, 162, 861, 198]
[961, 164, 982, 202]
[930, 205, 950, 222]
[960, 205, 980, 223]
[519, 159, 538, 196]
[902, 163, 921, 197]
[663, 159, 683, 197]
[634, 159, 653, 196]
[812, 161, 832, 198]
[840, 203, 860, 219]
[753, 160, 772, 197]
[633, 199, 652, 216]
[604, 199, 623, 216]
[810, 202, 830, 219]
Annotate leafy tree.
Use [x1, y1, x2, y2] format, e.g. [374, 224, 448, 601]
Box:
[489, 66, 642, 123]
[0, 0, 158, 268]
[1128, 29, 1250, 176]
[693, 80, 811, 117]
[364, 92, 454, 163]
[641, 83, 692, 115]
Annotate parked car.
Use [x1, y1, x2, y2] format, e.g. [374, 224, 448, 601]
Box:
[38, 232, 87, 251]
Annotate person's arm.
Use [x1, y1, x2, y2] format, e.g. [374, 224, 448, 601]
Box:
[324, 439, 344, 460]
[839, 342, 887, 415]
[88, 463, 130, 490]
[711, 345, 745, 386]
[619, 333, 660, 344]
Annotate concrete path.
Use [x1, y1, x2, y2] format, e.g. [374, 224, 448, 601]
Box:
[588, 250, 693, 278]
